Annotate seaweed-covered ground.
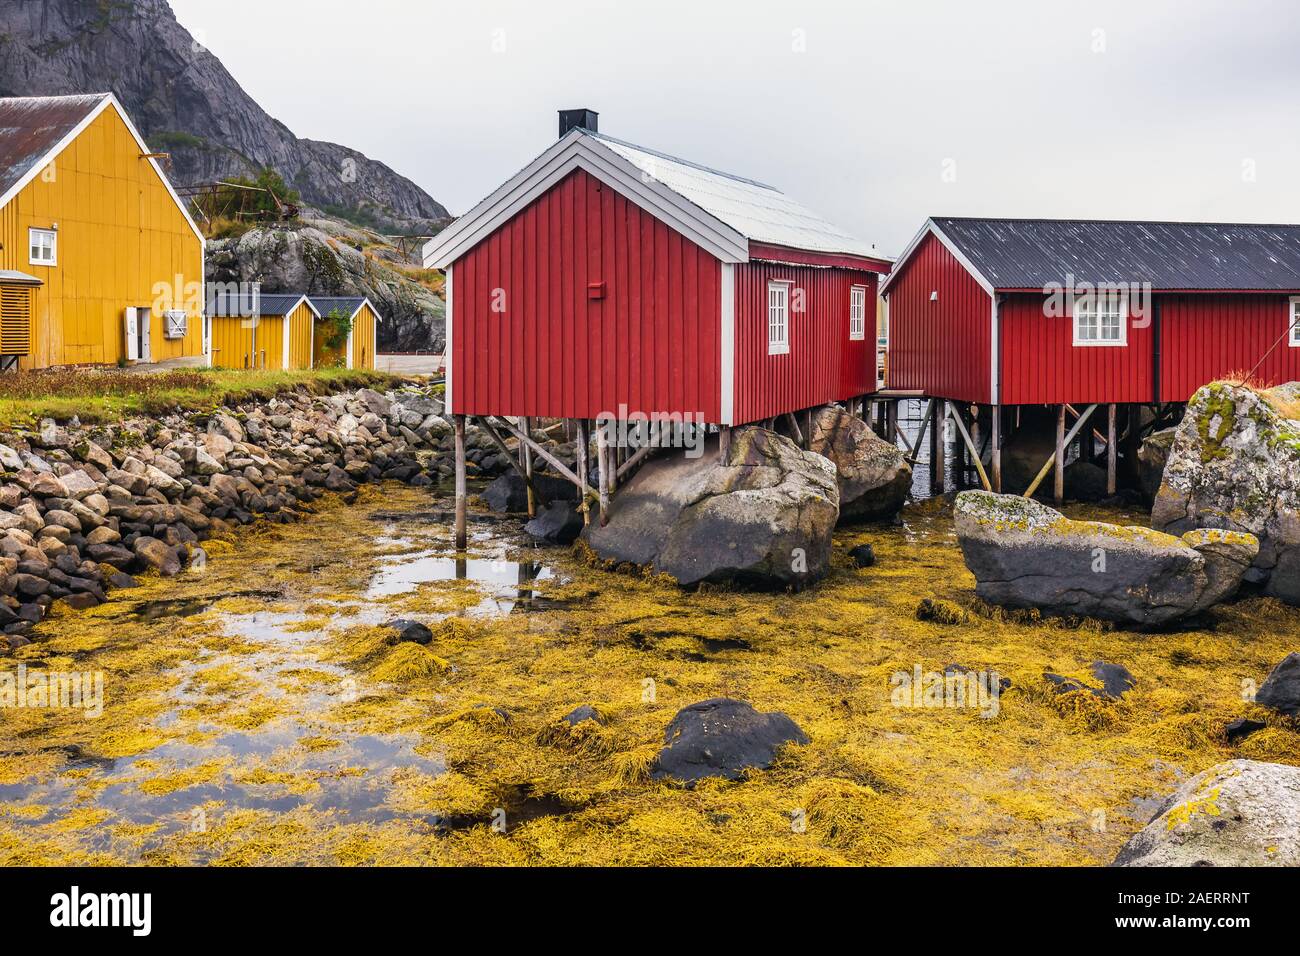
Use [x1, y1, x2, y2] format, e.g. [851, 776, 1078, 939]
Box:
[1, 483, 1297, 865]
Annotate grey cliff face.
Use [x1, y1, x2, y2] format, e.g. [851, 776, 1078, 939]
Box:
[0, 0, 449, 234]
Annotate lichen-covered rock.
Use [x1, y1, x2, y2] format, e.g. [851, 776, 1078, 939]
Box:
[955, 491, 1259, 626]
[583, 427, 839, 589]
[651, 698, 809, 784]
[1113, 760, 1300, 866]
[807, 406, 910, 522]
[1153, 381, 1300, 604]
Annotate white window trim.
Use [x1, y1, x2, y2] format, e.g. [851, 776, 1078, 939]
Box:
[1072, 292, 1128, 347]
[767, 280, 790, 356]
[849, 285, 867, 341]
[29, 227, 57, 267]
[1290, 296, 1300, 347]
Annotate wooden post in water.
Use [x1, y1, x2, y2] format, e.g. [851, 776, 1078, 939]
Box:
[520, 416, 536, 518]
[991, 405, 1003, 493]
[1054, 404, 1066, 505]
[886, 400, 898, 445]
[576, 419, 591, 526]
[1107, 403, 1118, 497]
[453, 414, 467, 551]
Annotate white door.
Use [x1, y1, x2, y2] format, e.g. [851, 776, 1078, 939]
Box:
[124, 308, 140, 361]
[137, 308, 152, 363]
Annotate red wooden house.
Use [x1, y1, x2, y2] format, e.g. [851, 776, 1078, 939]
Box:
[423, 110, 891, 429]
[880, 217, 1300, 498]
[881, 217, 1300, 407]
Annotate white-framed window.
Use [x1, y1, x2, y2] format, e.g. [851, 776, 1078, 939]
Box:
[1072, 291, 1127, 346]
[1290, 297, 1300, 347]
[849, 285, 867, 341]
[29, 227, 57, 266]
[767, 280, 790, 355]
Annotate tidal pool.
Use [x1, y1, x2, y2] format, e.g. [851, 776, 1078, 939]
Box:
[1, 483, 1297, 865]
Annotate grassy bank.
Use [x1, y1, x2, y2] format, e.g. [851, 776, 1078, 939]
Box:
[0, 367, 404, 430]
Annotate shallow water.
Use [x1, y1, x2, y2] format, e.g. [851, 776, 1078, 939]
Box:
[1, 482, 1296, 866]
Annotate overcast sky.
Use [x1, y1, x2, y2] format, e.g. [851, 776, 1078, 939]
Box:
[169, 0, 1300, 255]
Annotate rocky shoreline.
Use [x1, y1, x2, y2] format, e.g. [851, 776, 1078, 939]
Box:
[0, 382, 530, 652]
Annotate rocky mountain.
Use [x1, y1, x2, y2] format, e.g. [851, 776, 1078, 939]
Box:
[207, 221, 446, 354]
[0, 0, 449, 234]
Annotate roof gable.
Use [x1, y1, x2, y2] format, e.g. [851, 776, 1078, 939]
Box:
[309, 296, 382, 322]
[0, 93, 204, 245]
[929, 218, 1300, 292]
[210, 292, 316, 318]
[423, 128, 879, 270]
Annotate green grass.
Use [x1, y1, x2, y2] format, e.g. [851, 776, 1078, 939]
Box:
[0, 367, 403, 430]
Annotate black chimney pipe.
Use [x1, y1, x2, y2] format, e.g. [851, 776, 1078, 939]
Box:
[559, 108, 599, 137]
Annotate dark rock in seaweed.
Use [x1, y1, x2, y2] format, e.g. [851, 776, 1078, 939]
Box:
[385, 619, 433, 645]
[482, 472, 578, 514]
[1090, 661, 1136, 699]
[1225, 718, 1267, 743]
[849, 544, 877, 568]
[652, 698, 809, 784]
[561, 704, 605, 727]
[1255, 652, 1300, 716]
[524, 500, 584, 545]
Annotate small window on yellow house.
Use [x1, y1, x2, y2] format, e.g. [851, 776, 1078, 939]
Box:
[29, 228, 57, 266]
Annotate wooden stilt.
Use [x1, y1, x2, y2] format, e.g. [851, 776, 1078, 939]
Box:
[991, 405, 1003, 493]
[1025, 404, 1098, 499]
[520, 417, 536, 518]
[804, 409, 814, 448]
[947, 403, 992, 491]
[886, 400, 899, 445]
[718, 425, 732, 462]
[1054, 404, 1066, 505]
[595, 418, 611, 527]
[785, 412, 805, 447]
[1107, 403, 1118, 497]
[453, 414, 467, 551]
[576, 419, 591, 526]
[930, 401, 945, 495]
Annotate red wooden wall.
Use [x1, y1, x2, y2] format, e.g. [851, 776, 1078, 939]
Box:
[885, 232, 992, 404]
[452, 168, 722, 421]
[997, 293, 1155, 405]
[732, 263, 878, 425]
[1159, 294, 1300, 402]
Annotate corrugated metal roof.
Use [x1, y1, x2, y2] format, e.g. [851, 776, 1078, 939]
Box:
[933, 217, 1300, 291]
[209, 292, 306, 317]
[0, 94, 109, 204]
[0, 270, 42, 286]
[309, 296, 367, 318]
[586, 131, 880, 260]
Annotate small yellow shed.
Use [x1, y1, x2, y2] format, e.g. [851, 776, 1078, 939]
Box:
[308, 296, 382, 370]
[208, 292, 318, 370]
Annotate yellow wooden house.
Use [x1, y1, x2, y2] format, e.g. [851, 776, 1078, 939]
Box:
[0, 93, 206, 369]
[308, 296, 381, 370]
[208, 292, 318, 370]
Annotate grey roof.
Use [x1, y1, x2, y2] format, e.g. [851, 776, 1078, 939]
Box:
[209, 292, 309, 317]
[0, 94, 109, 204]
[588, 131, 882, 260]
[0, 270, 42, 286]
[932, 217, 1300, 291]
[309, 296, 378, 321]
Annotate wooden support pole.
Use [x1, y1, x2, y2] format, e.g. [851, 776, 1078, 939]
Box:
[1107, 403, 1118, 497]
[946, 403, 992, 491]
[453, 414, 467, 552]
[520, 417, 536, 518]
[785, 412, 805, 447]
[991, 405, 1003, 493]
[1024, 403, 1098, 500]
[804, 409, 814, 448]
[905, 398, 935, 464]
[1054, 404, 1067, 505]
[886, 401, 899, 445]
[617, 428, 660, 481]
[576, 419, 591, 526]
[718, 424, 732, 463]
[477, 417, 532, 486]
[595, 417, 611, 527]
[929, 401, 945, 495]
[488, 417, 580, 487]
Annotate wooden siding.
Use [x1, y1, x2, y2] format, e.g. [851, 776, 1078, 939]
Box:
[452, 167, 722, 422]
[1159, 293, 1300, 402]
[998, 293, 1155, 405]
[885, 232, 992, 404]
[732, 262, 877, 425]
[350, 303, 377, 370]
[0, 105, 203, 368]
[210, 315, 282, 370]
[286, 301, 314, 370]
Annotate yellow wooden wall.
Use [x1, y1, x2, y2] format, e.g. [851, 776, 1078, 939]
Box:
[287, 301, 315, 370]
[351, 303, 378, 370]
[210, 315, 286, 370]
[0, 103, 204, 369]
[312, 318, 346, 369]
